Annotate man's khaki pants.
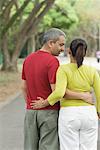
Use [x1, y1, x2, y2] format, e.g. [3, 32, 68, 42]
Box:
[24, 109, 59, 150]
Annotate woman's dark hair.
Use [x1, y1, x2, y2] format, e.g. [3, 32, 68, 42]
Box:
[70, 39, 87, 68]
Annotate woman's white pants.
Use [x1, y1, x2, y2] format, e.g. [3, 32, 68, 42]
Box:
[58, 106, 98, 150]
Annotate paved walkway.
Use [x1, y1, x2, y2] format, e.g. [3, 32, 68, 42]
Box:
[0, 95, 25, 150]
[0, 94, 100, 150]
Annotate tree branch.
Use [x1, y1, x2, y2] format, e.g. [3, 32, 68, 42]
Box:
[12, 1, 46, 58]
[14, 0, 19, 10]
[0, 0, 8, 11]
[15, 0, 46, 40]
[27, 0, 55, 37]
[1, 0, 31, 36]
[82, 29, 100, 40]
[12, 0, 55, 60]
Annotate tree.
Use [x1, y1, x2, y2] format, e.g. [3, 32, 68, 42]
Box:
[64, 0, 100, 56]
[76, 0, 100, 53]
[0, 0, 55, 71]
[35, 0, 79, 50]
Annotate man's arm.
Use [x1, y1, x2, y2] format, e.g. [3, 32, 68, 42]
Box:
[50, 84, 92, 102]
[21, 80, 27, 103]
[51, 83, 93, 104]
[50, 84, 55, 92]
[64, 89, 93, 104]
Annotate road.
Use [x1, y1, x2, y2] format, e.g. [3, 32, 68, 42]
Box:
[0, 57, 100, 150]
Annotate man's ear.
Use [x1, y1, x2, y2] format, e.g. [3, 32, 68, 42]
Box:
[47, 40, 54, 48]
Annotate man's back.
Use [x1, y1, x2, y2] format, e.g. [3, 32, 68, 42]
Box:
[22, 50, 59, 110]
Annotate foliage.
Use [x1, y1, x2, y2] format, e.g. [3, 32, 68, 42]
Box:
[39, 0, 78, 32]
[0, 0, 56, 71]
[0, 0, 100, 71]
[35, 0, 79, 49]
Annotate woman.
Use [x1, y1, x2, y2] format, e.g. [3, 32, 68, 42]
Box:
[31, 39, 100, 150]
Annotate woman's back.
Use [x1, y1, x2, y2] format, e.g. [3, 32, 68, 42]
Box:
[62, 63, 95, 92]
[48, 63, 100, 112]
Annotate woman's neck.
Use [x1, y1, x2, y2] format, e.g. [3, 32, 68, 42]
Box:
[70, 56, 76, 63]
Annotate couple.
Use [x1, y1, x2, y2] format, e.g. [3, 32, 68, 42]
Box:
[22, 28, 100, 150]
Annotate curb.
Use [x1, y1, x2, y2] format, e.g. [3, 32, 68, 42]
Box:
[0, 91, 22, 110]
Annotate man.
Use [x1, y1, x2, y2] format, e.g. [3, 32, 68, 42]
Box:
[22, 28, 92, 150]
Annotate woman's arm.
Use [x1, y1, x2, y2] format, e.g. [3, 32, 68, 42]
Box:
[64, 89, 93, 104]
[93, 70, 100, 115]
[47, 66, 67, 105]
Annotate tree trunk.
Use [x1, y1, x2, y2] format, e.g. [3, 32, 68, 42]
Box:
[27, 35, 36, 54]
[1, 34, 18, 71]
[0, 0, 56, 72]
[1, 59, 18, 72]
[10, 0, 55, 71]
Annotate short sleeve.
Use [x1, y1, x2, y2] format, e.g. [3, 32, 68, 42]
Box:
[22, 60, 26, 80]
[48, 58, 59, 84]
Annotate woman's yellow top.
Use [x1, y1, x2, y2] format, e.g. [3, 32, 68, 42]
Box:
[48, 63, 100, 113]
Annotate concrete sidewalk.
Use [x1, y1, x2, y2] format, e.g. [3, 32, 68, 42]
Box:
[0, 94, 25, 150]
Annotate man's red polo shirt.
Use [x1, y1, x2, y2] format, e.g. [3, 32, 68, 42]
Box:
[22, 50, 60, 110]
